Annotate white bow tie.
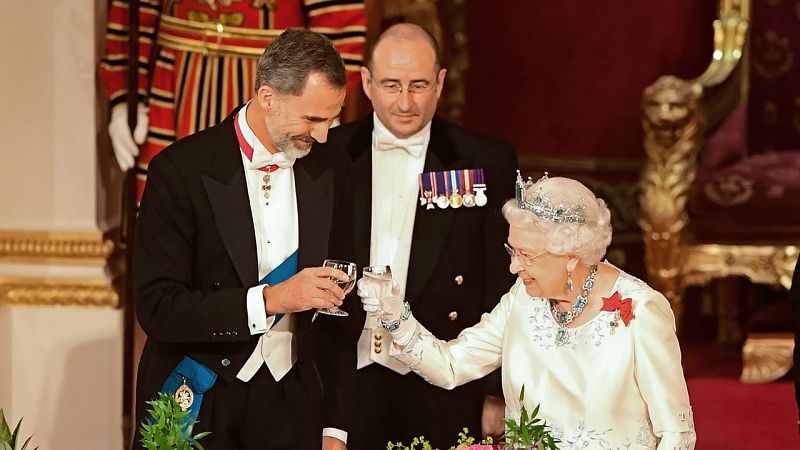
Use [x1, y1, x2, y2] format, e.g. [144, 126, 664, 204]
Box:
[375, 136, 425, 158]
[247, 150, 296, 171]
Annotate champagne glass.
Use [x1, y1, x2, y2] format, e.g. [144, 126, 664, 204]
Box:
[317, 259, 357, 317]
[362, 265, 392, 318]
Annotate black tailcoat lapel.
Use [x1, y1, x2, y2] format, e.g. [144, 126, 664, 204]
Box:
[349, 115, 473, 303]
[201, 111, 259, 287]
[200, 109, 335, 287]
[295, 150, 334, 270]
[348, 116, 377, 270]
[405, 117, 472, 303]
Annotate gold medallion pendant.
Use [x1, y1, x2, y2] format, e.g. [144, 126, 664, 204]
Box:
[174, 381, 195, 412]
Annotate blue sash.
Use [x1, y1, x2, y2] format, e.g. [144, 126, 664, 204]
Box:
[159, 356, 218, 429]
[261, 250, 299, 324]
[158, 250, 299, 428]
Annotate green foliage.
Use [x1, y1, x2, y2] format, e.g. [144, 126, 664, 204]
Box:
[387, 385, 559, 450]
[455, 428, 475, 447]
[448, 427, 494, 449]
[502, 386, 558, 450]
[386, 435, 435, 450]
[0, 408, 38, 450]
[138, 393, 210, 450]
[387, 428, 495, 450]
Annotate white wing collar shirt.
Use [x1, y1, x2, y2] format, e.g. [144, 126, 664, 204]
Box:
[234, 103, 347, 443]
[236, 102, 299, 385]
[391, 268, 697, 450]
[356, 113, 429, 372]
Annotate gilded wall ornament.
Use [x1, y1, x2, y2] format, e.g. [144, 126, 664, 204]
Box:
[642, 76, 702, 148]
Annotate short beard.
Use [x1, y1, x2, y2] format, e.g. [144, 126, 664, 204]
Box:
[267, 119, 314, 160]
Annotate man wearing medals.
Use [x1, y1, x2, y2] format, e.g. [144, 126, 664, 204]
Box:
[132, 29, 355, 450]
[314, 24, 518, 449]
[99, 0, 366, 205]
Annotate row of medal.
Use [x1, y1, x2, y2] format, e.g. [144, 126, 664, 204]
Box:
[418, 168, 488, 209]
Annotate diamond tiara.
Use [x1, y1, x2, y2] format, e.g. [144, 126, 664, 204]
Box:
[515, 170, 586, 224]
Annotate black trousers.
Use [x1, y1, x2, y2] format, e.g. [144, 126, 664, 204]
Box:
[349, 363, 483, 450]
[193, 363, 323, 450]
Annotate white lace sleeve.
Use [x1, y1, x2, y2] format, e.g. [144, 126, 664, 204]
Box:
[631, 290, 697, 450]
[388, 280, 520, 389]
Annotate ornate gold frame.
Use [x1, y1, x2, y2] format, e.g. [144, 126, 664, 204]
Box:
[639, 0, 796, 383]
[740, 333, 794, 384]
[0, 230, 114, 265]
[0, 277, 119, 308]
[0, 231, 119, 307]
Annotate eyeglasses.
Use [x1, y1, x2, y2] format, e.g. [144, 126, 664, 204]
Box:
[370, 74, 437, 95]
[504, 243, 547, 265]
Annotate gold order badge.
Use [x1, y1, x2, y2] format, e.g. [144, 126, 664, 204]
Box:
[174, 378, 195, 412]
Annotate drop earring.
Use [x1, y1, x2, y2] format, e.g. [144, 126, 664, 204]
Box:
[566, 269, 574, 293]
[566, 258, 578, 293]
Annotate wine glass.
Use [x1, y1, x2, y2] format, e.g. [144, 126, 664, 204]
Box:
[317, 259, 357, 317]
[362, 265, 392, 318]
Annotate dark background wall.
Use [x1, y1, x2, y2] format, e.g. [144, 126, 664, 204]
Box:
[462, 0, 716, 161]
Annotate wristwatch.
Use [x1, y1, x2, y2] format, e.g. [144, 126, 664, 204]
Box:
[380, 301, 412, 332]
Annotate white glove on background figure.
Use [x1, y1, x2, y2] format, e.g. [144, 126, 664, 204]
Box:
[108, 104, 149, 171]
[357, 278, 416, 346]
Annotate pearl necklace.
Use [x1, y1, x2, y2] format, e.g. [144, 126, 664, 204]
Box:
[550, 264, 598, 346]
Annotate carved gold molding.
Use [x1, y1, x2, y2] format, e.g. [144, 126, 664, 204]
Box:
[0, 230, 114, 265]
[639, 1, 751, 328]
[740, 333, 794, 384]
[683, 245, 798, 289]
[0, 277, 119, 308]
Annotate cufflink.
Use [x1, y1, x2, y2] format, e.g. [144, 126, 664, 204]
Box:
[449, 311, 458, 321]
[454, 275, 464, 285]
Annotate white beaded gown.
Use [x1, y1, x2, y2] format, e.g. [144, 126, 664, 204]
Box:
[391, 267, 696, 450]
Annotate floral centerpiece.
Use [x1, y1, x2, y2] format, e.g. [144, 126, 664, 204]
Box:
[387, 387, 558, 450]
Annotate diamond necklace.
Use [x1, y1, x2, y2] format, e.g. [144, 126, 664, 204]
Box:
[550, 263, 598, 346]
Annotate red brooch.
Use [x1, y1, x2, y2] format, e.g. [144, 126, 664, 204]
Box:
[600, 291, 635, 333]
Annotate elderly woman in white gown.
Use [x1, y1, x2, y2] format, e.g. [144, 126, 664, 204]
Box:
[358, 173, 696, 450]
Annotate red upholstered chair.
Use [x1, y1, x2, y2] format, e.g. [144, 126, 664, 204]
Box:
[639, 0, 799, 383]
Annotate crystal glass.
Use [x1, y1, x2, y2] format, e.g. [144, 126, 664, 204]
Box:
[317, 259, 357, 317]
[362, 265, 393, 317]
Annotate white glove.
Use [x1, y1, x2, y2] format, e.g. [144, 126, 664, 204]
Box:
[357, 277, 417, 346]
[357, 277, 404, 322]
[108, 103, 149, 171]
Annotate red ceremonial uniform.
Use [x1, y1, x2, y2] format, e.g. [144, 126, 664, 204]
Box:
[99, 0, 366, 203]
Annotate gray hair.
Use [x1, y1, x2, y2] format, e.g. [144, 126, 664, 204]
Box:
[502, 176, 612, 264]
[255, 28, 346, 95]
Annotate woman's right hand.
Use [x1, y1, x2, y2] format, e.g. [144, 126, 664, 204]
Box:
[356, 277, 404, 322]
